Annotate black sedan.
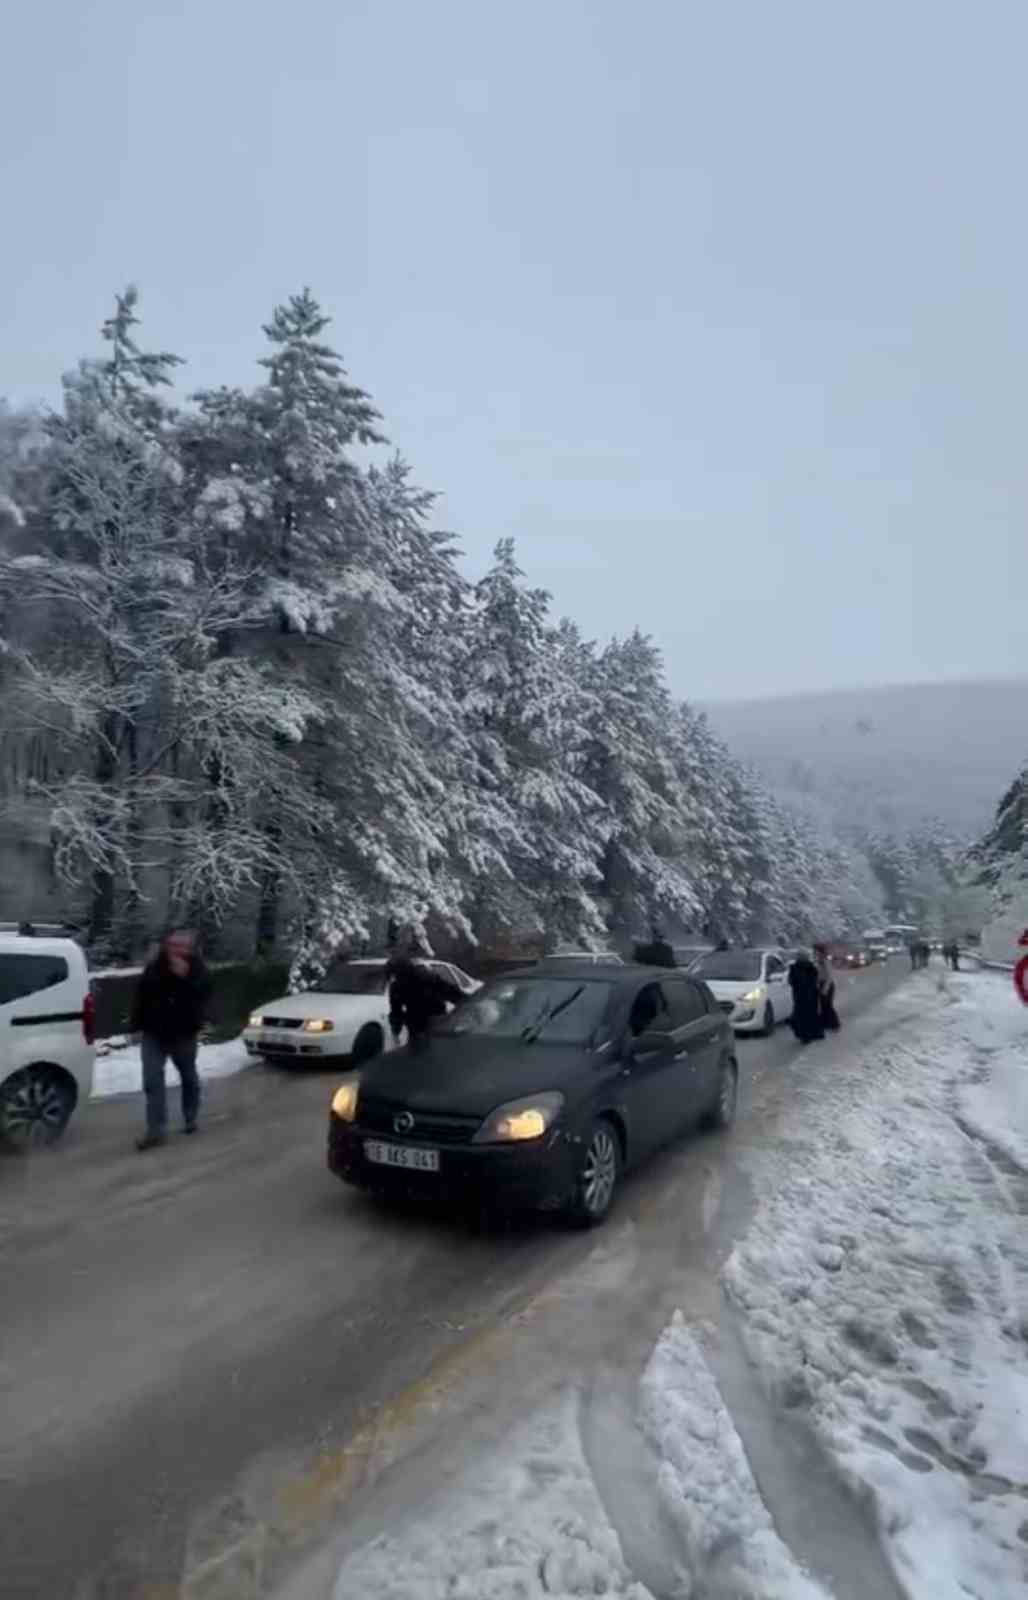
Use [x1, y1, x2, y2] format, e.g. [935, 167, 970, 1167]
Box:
[327, 961, 738, 1226]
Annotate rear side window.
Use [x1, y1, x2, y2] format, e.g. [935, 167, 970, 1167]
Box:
[664, 979, 708, 1025]
[0, 954, 70, 1006]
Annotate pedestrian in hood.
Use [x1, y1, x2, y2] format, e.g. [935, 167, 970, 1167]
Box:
[386, 944, 463, 1051]
[788, 950, 824, 1044]
[131, 929, 211, 1150]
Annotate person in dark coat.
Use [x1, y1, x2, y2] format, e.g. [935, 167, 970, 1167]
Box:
[814, 943, 841, 1032]
[633, 926, 676, 968]
[132, 929, 211, 1150]
[788, 950, 824, 1043]
[387, 947, 463, 1050]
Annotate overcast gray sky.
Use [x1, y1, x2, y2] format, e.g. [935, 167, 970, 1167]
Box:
[2, 0, 1024, 700]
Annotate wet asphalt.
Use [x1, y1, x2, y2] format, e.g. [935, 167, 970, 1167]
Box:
[0, 959, 913, 1599]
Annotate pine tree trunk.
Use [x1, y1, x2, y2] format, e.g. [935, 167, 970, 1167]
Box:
[87, 714, 119, 954]
[255, 840, 281, 958]
[118, 720, 145, 960]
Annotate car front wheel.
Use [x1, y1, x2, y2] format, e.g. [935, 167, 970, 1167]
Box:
[760, 1003, 775, 1036]
[567, 1118, 622, 1228]
[704, 1057, 738, 1132]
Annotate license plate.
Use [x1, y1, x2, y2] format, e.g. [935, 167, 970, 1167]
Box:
[365, 1140, 440, 1173]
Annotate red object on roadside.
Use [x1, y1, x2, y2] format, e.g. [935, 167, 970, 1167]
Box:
[1019, 929, 1028, 947]
[1015, 955, 1028, 1007]
[82, 989, 96, 1046]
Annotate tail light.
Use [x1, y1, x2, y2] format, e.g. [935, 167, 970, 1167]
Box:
[83, 990, 96, 1047]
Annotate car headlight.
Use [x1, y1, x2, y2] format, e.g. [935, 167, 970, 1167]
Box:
[331, 1081, 359, 1122]
[473, 1091, 564, 1144]
[740, 987, 765, 1004]
[249, 1012, 263, 1027]
[303, 1017, 335, 1034]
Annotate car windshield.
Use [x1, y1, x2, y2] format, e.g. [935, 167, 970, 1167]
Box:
[316, 963, 388, 995]
[439, 977, 613, 1044]
[692, 952, 763, 981]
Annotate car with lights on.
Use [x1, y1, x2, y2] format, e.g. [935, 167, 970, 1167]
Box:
[244, 957, 481, 1067]
[688, 947, 794, 1036]
[326, 961, 738, 1226]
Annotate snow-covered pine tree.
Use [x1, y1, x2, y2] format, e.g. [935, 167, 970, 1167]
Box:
[581, 630, 704, 938]
[455, 541, 607, 950]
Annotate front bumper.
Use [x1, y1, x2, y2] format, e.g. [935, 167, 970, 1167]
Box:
[243, 1028, 350, 1063]
[327, 1113, 579, 1213]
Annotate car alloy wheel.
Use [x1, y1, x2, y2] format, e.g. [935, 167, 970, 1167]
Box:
[0, 1068, 73, 1150]
[572, 1120, 621, 1226]
[717, 1060, 738, 1127]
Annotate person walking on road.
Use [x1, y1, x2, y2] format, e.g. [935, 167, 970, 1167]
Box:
[788, 950, 824, 1044]
[633, 925, 676, 968]
[132, 929, 211, 1151]
[814, 942, 841, 1032]
[387, 943, 463, 1051]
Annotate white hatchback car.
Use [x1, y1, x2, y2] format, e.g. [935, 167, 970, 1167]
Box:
[244, 957, 481, 1066]
[688, 947, 795, 1036]
[0, 926, 96, 1148]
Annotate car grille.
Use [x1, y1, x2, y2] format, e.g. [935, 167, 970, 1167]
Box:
[718, 1001, 735, 1015]
[261, 1016, 304, 1030]
[357, 1094, 481, 1146]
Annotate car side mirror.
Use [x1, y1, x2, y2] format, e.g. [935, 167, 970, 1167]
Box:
[627, 1029, 668, 1059]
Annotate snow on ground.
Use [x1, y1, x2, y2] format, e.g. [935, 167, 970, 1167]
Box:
[330, 1386, 651, 1599]
[328, 973, 1025, 1600]
[725, 972, 1028, 1600]
[639, 1314, 830, 1599]
[90, 1036, 249, 1098]
[330, 1327, 829, 1600]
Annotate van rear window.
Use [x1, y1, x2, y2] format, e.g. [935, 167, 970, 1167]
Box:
[0, 954, 69, 1006]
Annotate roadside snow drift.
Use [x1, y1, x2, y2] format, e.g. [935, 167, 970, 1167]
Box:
[725, 973, 1028, 1599]
[91, 1036, 249, 1098]
[639, 1314, 830, 1599]
[331, 1386, 650, 1599]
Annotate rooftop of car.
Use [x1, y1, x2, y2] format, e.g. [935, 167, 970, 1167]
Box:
[505, 960, 675, 983]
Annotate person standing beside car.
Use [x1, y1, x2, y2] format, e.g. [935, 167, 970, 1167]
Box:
[387, 943, 463, 1052]
[132, 929, 211, 1151]
[814, 942, 841, 1032]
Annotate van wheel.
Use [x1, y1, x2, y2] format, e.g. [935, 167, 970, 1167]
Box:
[352, 1024, 384, 1066]
[567, 1118, 622, 1228]
[0, 1066, 76, 1150]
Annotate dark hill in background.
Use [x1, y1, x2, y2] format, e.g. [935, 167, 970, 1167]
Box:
[702, 677, 1028, 842]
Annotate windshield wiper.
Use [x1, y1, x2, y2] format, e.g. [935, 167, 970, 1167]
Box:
[520, 986, 586, 1043]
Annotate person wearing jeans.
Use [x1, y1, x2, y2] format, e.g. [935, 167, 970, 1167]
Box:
[131, 929, 211, 1151]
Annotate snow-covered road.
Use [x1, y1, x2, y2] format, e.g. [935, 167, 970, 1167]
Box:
[11, 959, 1024, 1600]
[325, 971, 1026, 1600]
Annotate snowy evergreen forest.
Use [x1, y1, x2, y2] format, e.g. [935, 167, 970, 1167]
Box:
[0, 290, 985, 970]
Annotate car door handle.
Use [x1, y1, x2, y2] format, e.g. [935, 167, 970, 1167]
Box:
[674, 1049, 689, 1060]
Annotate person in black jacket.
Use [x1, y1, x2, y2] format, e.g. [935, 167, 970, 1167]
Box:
[387, 947, 463, 1051]
[132, 929, 211, 1150]
[632, 926, 676, 968]
[788, 950, 824, 1044]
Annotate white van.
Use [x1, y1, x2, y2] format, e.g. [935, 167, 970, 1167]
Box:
[0, 926, 95, 1149]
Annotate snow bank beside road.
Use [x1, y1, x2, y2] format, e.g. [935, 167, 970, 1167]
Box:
[331, 1386, 649, 1599]
[725, 974, 1028, 1599]
[91, 1036, 249, 1098]
[640, 1314, 830, 1599]
[331, 1325, 829, 1600]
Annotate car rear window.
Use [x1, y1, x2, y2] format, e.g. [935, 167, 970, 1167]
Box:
[0, 953, 70, 1006]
